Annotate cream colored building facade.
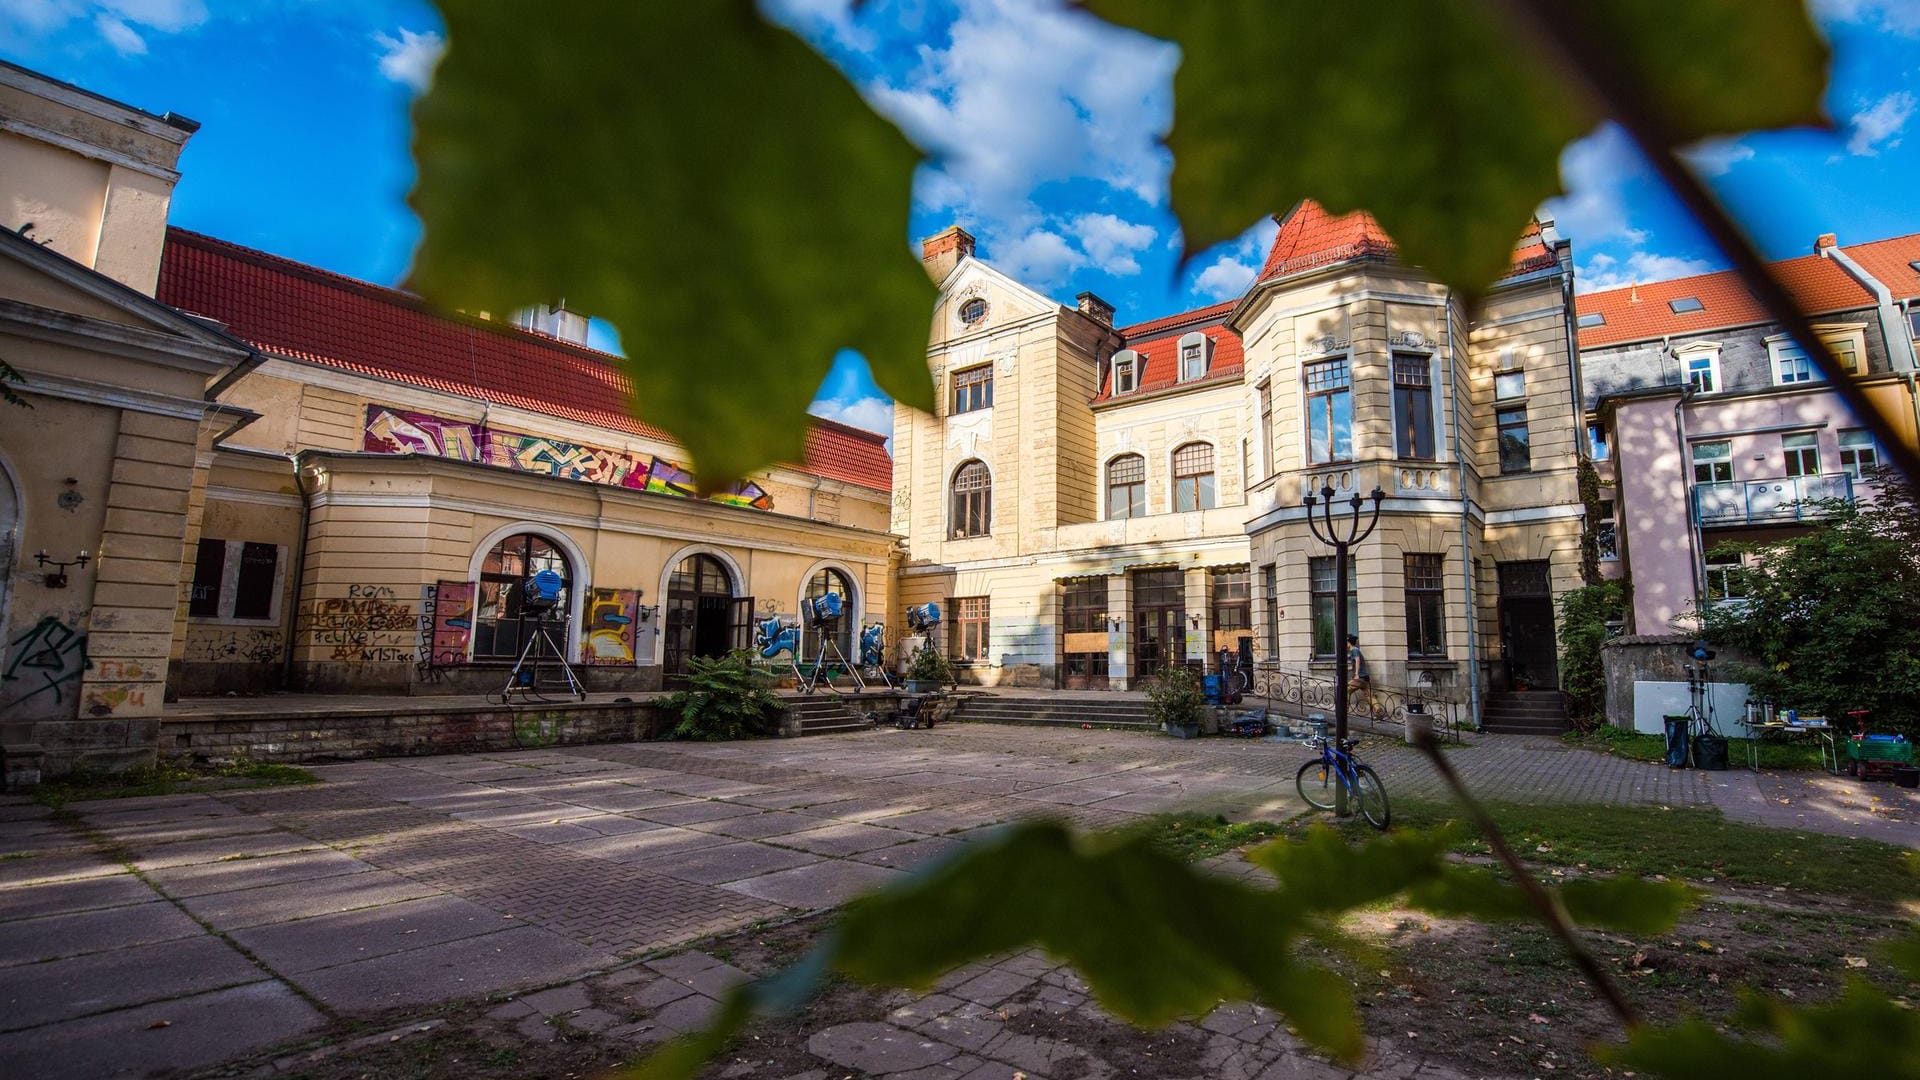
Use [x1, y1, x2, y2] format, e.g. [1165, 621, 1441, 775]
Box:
[897, 214, 1587, 711]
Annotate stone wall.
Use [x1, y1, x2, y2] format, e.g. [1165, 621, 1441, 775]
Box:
[1600, 633, 1755, 733]
[159, 699, 668, 764]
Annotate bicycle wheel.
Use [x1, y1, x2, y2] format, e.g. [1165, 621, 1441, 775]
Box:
[1296, 758, 1338, 810]
[1353, 765, 1391, 830]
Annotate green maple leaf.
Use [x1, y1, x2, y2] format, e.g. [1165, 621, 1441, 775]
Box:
[1087, 0, 1828, 298]
[410, 0, 933, 489]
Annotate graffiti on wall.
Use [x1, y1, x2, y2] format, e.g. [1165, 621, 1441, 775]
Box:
[306, 584, 420, 663]
[363, 405, 774, 510]
[185, 628, 284, 664]
[423, 580, 474, 669]
[584, 588, 640, 666]
[2, 615, 89, 707]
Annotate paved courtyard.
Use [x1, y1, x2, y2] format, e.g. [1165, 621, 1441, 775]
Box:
[1, 721, 1912, 1078]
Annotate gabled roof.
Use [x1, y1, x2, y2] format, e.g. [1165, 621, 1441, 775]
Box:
[1839, 232, 1920, 303]
[1256, 200, 1559, 285]
[1574, 253, 1874, 349]
[156, 229, 891, 492]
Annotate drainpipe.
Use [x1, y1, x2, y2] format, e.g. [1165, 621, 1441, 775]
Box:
[279, 454, 313, 691]
[1446, 306, 1481, 728]
[1823, 244, 1918, 372]
[1673, 369, 1704, 624]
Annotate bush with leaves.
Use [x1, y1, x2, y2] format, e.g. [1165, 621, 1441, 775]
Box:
[907, 642, 954, 685]
[1698, 469, 1920, 737]
[1146, 665, 1207, 732]
[658, 649, 782, 742]
[1558, 581, 1625, 731]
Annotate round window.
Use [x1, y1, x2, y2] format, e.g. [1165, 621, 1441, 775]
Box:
[959, 297, 988, 325]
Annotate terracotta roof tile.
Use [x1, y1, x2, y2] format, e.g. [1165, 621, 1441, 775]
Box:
[1095, 312, 1244, 404]
[1575, 252, 1874, 349]
[1257, 200, 1558, 285]
[157, 228, 890, 492]
[1838, 232, 1920, 303]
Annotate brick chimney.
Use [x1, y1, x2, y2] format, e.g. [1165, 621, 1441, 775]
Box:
[921, 225, 975, 283]
[1815, 233, 1837, 253]
[1076, 291, 1115, 327]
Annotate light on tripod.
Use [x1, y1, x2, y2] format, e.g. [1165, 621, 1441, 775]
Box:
[523, 568, 566, 614]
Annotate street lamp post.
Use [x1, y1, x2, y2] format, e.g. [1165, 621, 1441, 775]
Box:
[1303, 483, 1386, 814]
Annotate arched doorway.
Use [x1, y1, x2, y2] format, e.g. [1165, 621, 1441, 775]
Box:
[664, 553, 746, 677]
[800, 567, 857, 664]
[472, 533, 572, 661]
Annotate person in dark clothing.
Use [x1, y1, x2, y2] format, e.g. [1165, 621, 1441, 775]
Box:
[1345, 633, 1376, 718]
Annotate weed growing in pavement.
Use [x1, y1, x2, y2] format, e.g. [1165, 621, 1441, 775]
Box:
[31, 759, 315, 809]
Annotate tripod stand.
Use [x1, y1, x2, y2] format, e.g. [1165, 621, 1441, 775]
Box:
[799, 624, 865, 695]
[495, 616, 587, 704]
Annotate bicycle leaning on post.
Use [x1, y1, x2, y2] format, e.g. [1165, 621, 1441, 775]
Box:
[1296, 722, 1392, 830]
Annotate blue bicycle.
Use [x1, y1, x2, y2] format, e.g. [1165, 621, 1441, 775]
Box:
[1296, 729, 1392, 830]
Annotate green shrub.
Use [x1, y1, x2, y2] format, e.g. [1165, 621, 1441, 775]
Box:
[660, 650, 782, 741]
[1557, 581, 1624, 731]
[1146, 665, 1207, 731]
[908, 642, 954, 684]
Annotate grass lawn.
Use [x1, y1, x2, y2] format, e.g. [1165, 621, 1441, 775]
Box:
[34, 759, 316, 809]
[1134, 811, 1290, 862]
[1300, 796, 1918, 905]
[1565, 724, 1829, 771]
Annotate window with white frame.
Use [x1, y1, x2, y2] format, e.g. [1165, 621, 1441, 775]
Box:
[1172, 442, 1216, 512]
[1107, 454, 1147, 519]
[1495, 368, 1525, 401]
[1769, 327, 1865, 384]
[1596, 499, 1618, 560]
[1678, 344, 1721, 394]
[1257, 379, 1274, 477]
[1782, 432, 1819, 477]
[1587, 423, 1610, 461]
[1839, 428, 1880, 479]
[1392, 354, 1436, 460]
[1692, 441, 1733, 485]
[1704, 552, 1748, 602]
[1304, 357, 1353, 464]
[1179, 341, 1206, 382]
[1112, 351, 1137, 395]
[1771, 341, 1818, 384]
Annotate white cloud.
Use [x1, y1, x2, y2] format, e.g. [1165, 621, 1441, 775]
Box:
[996, 227, 1085, 287]
[99, 0, 204, 33]
[809, 396, 895, 444]
[1682, 138, 1755, 177]
[1549, 125, 1648, 248]
[1071, 213, 1156, 275]
[94, 12, 145, 55]
[1575, 250, 1715, 294]
[1186, 216, 1279, 302]
[1845, 91, 1916, 156]
[1815, 0, 1920, 35]
[373, 27, 444, 92]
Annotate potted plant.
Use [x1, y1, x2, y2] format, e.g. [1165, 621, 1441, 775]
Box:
[1148, 665, 1207, 739]
[906, 643, 953, 694]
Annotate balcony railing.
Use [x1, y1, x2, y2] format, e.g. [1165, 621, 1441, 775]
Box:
[1693, 473, 1853, 527]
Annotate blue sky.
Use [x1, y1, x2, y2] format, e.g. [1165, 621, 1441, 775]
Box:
[5, 1, 1918, 440]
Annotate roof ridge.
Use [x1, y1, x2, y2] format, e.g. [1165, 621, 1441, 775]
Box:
[1117, 298, 1237, 338]
[806, 413, 890, 444]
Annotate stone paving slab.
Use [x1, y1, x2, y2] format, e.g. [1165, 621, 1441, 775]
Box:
[0, 980, 326, 1080]
[174, 868, 441, 930]
[0, 934, 262, 1032]
[641, 839, 826, 885]
[290, 924, 615, 1012]
[228, 894, 511, 973]
[720, 857, 902, 909]
[0, 900, 203, 966]
[141, 847, 374, 898]
[124, 829, 323, 871]
[0, 851, 124, 887]
[0, 870, 155, 919]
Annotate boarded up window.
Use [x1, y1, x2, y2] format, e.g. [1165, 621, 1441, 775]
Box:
[190, 538, 225, 618]
[232, 542, 279, 620]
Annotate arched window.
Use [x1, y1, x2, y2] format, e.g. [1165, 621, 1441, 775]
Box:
[1173, 442, 1216, 512]
[951, 460, 991, 538]
[1107, 454, 1146, 519]
[664, 553, 736, 676]
[801, 567, 857, 664]
[474, 533, 571, 659]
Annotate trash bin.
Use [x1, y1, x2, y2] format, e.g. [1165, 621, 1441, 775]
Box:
[1693, 732, 1729, 771]
[1663, 715, 1691, 769]
[1202, 674, 1224, 705]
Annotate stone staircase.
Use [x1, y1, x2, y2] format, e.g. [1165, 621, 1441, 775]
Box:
[949, 694, 1158, 731]
[778, 692, 896, 736]
[1479, 690, 1571, 735]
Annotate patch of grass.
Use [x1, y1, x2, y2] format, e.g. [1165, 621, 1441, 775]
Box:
[33, 759, 316, 809]
[1367, 797, 1918, 906]
[1135, 812, 1289, 863]
[1564, 725, 1825, 771]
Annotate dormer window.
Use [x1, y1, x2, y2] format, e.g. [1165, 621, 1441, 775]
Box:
[1176, 331, 1209, 382]
[1112, 350, 1138, 395]
[1676, 342, 1722, 394]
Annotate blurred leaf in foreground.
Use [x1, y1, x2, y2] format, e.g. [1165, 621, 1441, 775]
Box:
[1087, 0, 1828, 299]
[410, 0, 934, 489]
[1609, 979, 1920, 1079]
[622, 821, 1699, 1079]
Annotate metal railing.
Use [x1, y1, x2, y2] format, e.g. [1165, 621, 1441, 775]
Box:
[1250, 662, 1466, 742]
[1693, 473, 1853, 526]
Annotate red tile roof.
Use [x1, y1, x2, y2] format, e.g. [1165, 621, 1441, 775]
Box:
[1838, 232, 1920, 303]
[157, 228, 891, 492]
[1095, 308, 1244, 404]
[1257, 201, 1559, 284]
[1574, 253, 1874, 349]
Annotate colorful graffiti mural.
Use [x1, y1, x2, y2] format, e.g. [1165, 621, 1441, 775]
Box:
[585, 588, 640, 666]
[363, 406, 773, 510]
[426, 580, 475, 667]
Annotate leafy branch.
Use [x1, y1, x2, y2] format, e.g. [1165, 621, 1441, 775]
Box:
[0, 356, 30, 409]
